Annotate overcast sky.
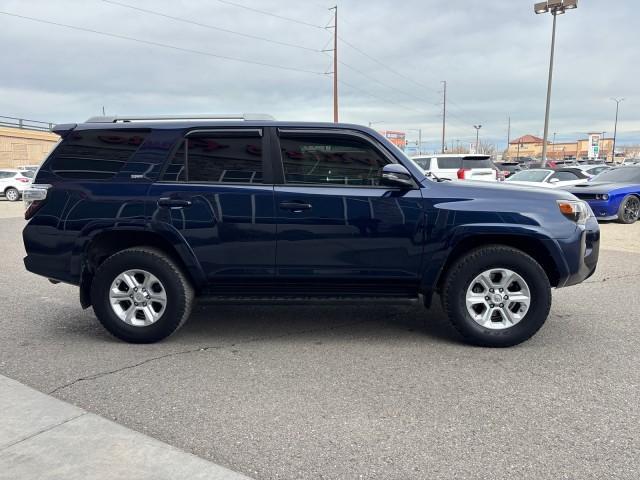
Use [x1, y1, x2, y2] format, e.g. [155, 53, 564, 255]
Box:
[1, 0, 638, 150]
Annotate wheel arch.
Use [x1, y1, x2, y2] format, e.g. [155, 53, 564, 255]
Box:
[421, 231, 566, 308]
[78, 228, 206, 308]
[437, 234, 562, 290]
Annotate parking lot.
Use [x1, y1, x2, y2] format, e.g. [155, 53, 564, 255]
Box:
[0, 199, 638, 479]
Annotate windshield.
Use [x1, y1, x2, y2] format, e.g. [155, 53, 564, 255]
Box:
[592, 167, 640, 183]
[507, 170, 551, 182]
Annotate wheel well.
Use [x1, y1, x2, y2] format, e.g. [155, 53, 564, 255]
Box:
[436, 235, 561, 290]
[84, 230, 191, 281]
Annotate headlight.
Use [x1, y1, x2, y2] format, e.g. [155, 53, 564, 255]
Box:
[557, 200, 591, 224]
[595, 194, 609, 200]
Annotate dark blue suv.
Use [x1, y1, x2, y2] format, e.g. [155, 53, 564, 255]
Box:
[22, 115, 600, 347]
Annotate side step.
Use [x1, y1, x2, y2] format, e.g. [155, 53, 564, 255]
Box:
[197, 295, 421, 306]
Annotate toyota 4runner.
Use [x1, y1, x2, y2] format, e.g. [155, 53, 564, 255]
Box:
[22, 114, 600, 347]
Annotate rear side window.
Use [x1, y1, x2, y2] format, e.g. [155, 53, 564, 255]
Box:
[0, 171, 14, 179]
[162, 130, 263, 183]
[436, 157, 462, 169]
[279, 134, 389, 186]
[462, 157, 493, 168]
[49, 129, 148, 179]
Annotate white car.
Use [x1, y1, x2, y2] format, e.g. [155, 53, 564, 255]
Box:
[0, 169, 34, 201]
[411, 154, 497, 182]
[505, 168, 588, 189]
[572, 164, 610, 178]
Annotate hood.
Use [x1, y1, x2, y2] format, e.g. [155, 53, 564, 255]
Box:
[434, 178, 575, 201]
[567, 182, 638, 194]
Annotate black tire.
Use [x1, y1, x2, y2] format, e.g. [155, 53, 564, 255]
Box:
[442, 245, 551, 348]
[91, 247, 194, 343]
[617, 195, 640, 224]
[5, 187, 20, 202]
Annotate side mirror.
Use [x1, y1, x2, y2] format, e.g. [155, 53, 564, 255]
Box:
[381, 164, 414, 189]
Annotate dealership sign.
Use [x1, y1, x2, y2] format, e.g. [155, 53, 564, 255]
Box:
[588, 133, 601, 159]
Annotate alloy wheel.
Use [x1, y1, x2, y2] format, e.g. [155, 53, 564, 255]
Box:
[465, 268, 531, 330]
[109, 269, 167, 326]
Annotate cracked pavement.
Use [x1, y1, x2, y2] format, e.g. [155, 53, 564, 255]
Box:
[1, 214, 639, 479]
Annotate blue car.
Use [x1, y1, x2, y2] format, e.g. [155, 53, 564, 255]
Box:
[21, 114, 600, 347]
[568, 166, 640, 224]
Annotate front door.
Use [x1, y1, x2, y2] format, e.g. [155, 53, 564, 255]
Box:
[273, 129, 424, 296]
[148, 128, 276, 287]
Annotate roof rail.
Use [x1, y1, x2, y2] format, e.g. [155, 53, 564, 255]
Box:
[84, 113, 275, 123]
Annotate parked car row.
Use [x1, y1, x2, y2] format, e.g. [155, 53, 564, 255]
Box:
[410, 154, 640, 224]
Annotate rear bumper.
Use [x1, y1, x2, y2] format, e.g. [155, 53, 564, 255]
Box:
[24, 253, 78, 285]
[555, 216, 600, 288]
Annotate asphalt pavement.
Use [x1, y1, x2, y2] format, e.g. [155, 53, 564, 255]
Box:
[1, 212, 639, 479]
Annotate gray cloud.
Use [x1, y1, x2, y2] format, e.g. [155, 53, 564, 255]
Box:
[1, 0, 638, 149]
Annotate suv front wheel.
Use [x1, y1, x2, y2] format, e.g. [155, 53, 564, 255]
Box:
[91, 247, 194, 343]
[442, 245, 551, 347]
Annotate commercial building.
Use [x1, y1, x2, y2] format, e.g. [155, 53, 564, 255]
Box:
[506, 133, 615, 161]
[380, 130, 406, 150]
[0, 125, 58, 169]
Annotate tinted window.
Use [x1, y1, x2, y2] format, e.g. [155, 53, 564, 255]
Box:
[507, 170, 552, 182]
[20, 170, 35, 178]
[279, 134, 388, 186]
[162, 131, 263, 183]
[436, 157, 462, 169]
[49, 129, 148, 179]
[593, 167, 640, 183]
[462, 157, 493, 168]
[550, 171, 580, 181]
[0, 171, 14, 179]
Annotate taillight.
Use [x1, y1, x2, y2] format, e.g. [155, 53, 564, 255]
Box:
[16, 177, 30, 183]
[457, 168, 470, 180]
[23, 185, 51, 220]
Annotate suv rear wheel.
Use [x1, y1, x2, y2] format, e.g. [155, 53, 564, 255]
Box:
[442, 245, 551, 347]
[91, 247, 194, 343]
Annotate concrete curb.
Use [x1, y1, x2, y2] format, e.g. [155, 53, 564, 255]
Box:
[0, 375, 253, 480]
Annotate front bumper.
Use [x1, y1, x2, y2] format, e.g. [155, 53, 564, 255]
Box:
[585, 199, 620, 221]
[556, 215, 600, 288]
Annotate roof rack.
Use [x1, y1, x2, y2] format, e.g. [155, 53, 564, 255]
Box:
[84, 113, 275, 123]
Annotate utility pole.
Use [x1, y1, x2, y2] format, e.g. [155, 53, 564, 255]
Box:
[474, 125, 482, 153]
[330, 6, 338, 123]
[611, 97, 624, 164]
[507, 116, 511, 148]
[441, 81, 447, 153]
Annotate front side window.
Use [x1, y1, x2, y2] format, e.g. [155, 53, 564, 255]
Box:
[49, 129, 148, 179]
[162, 130, 263, 183]
[279, 134, 389, 186]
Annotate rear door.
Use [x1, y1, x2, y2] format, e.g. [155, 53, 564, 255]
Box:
[148, 128, 276, 287]
[272, 129, 424, 295]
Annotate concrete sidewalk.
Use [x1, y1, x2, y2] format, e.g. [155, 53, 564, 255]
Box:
[0, 375, 253, 480]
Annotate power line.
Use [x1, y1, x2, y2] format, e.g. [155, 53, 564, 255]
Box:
[100, 0, 323, 53]
[0, 10, 326, 76]
[338, 35, 439, 98]
[338, 80, 429, 115]
[212, 0, 326, 30]
[338, 61, 435, 106]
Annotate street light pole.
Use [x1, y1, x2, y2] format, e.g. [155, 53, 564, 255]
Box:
[534, 0, 579, 167]
[611, 97, 624, 164]
[474, 125, 482, 153]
